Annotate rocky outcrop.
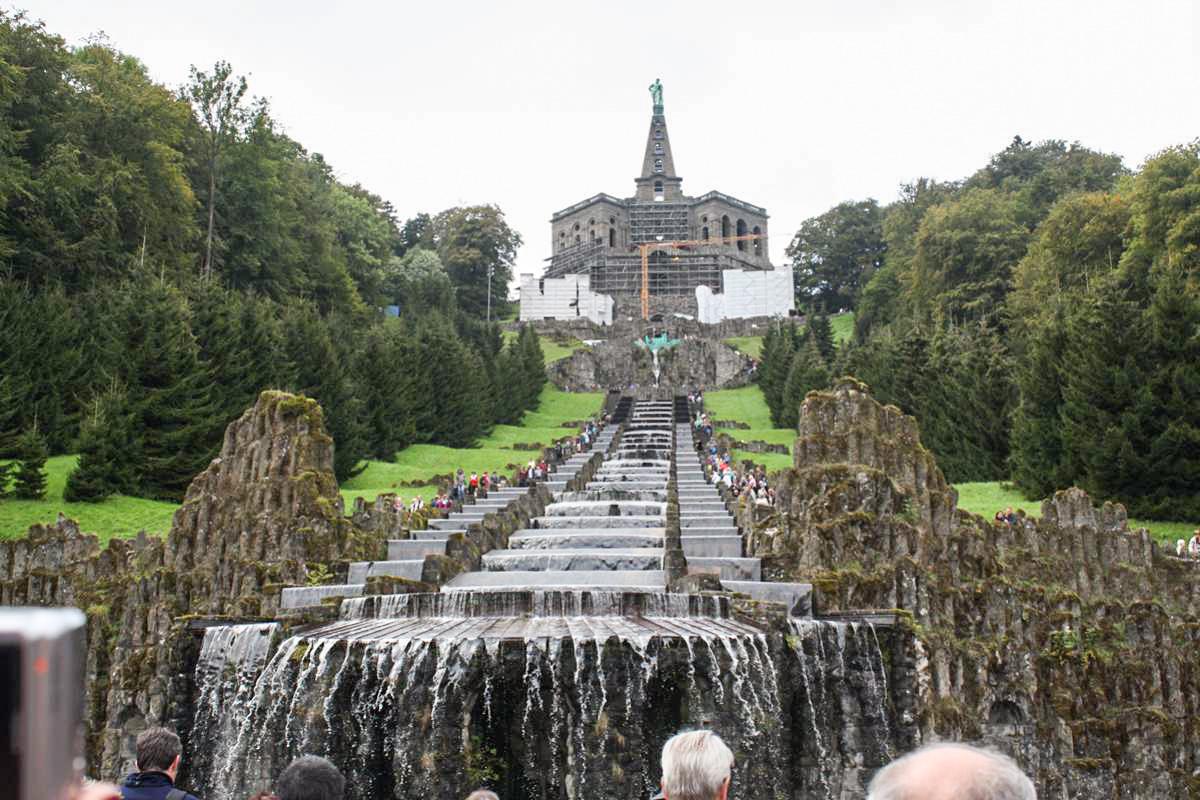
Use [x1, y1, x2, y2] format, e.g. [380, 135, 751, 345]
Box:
[550, 336, 751, 393]
[165, 391, 378, 617]
[0, 390, 385, 777]
[743, 377, 1200, 798]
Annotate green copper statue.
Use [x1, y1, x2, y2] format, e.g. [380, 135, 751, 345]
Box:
[648, 78, 663, 109]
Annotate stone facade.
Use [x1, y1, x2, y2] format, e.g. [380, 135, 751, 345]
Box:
[522, 89, 791, 321]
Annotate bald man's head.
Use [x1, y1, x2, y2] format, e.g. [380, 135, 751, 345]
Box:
[867, 743, 1036, 800]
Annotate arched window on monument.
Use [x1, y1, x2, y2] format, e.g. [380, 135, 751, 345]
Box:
[654, 142, 663, 154]
[609, 228, 616, 247]
[654, 159, 663, 172]
[654, 180, 664, 201]
[736, 219, 747, 250]
[753, 226, 763, 256]
[702, 226, 709, 241]
[721, 215, 731, 239]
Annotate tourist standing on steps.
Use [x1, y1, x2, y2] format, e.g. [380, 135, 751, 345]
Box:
[865, 742, 1035, 800]
[657, 730, 735, 800]
[1189, 529, 1200, 559]
[275, 755, 344, 800]
[119, 727, 201, 800]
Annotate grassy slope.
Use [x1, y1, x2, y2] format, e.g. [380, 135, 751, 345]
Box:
[501, 330, 586, 364]
[340, 384, 603, 507]
[705, 382, 1194, 547]
[703, 385, 795, 471]
[2, 385, 603, 540]
[956, 481, 1193, 547]
[722, 311, 854, 361]
[0, 456, 178, 543]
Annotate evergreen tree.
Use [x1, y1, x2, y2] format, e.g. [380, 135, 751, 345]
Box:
[282, 302, 368, 482]
[806, 314, 836, 363]
[491, 347, 526, 425]
[124, 282, 221, 500]
[762, 322, 798, 426]
[517, 325, 546, 411]
[64, 384, 140, 502]
[12, 426, 48, 500]
[780, 337, 830, 429]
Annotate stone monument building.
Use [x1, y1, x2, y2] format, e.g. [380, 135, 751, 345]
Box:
[519, 81, 793, 324]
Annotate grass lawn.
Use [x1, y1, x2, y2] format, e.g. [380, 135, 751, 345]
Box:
[501, 330, 587, 364]
[955, 481, 1194, 547]
[704, 385, 795, 470]
[723, 336, 764, 359]
[0, 455, 178, 543]
[340, 384, 604, 508]
[720, 311, 855, 362]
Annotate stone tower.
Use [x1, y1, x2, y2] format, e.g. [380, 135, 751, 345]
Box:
[634, 90, 683, 203]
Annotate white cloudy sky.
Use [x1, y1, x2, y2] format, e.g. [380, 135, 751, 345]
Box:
[23, 0, 1200, 279]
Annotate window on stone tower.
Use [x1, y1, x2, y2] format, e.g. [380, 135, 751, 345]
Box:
[655, 128, 663, 139]
[721, 215, 731, 238]
[702, 226, 709, 240]
[654, 142, 663, 154]
[654, 159, 663, 172]
[736, 219, 748, 250]
[609, 228, 615, 247]
[654, 181, 664, 201]
[753, 226, 763, 256]
[575, 234, 580, 244]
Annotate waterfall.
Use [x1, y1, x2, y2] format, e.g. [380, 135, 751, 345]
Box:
[786, 619, 895, 798]
[188, 622, 788, 800]
[651, 348, 661, 386]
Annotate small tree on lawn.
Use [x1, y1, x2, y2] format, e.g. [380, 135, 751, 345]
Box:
[13, 426, 48, 500]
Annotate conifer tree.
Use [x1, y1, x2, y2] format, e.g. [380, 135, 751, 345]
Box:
[64, 384, 140, 502]
[124, 282, 221, 500]
[12, 426, 48, 500]
[780, 337, 830, 429]
[282, 302, 368, 481]
[517, 325, 546, 411]
[806, 313, 836, 363]
[762, 322, 798, 425]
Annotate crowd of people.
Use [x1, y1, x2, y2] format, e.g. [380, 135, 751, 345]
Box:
[689, 397, 777, 510]
[1176, 529, 1200, 559]
[84, 725, 1037, 800]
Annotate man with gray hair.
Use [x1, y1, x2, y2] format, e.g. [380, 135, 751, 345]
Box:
[657, 729, 735, 800]
[867, 742, 1036, 800]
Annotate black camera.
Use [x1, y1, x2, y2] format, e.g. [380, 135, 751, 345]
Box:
[0, 607, 88, 800]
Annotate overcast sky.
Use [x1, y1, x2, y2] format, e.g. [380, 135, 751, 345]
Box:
[22, 0, 1200, 279]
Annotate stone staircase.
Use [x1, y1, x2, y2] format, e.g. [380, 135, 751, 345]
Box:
[280, 425, 615, 609]
[676, 399, 811, 616]
[442, 400, 672, 593]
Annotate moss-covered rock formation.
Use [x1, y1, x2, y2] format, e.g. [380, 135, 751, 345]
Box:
[0, 391, 387, 776]
[741, 377, 1200, 797]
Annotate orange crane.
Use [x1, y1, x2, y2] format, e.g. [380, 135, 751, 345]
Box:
[638, 233, 767, 319]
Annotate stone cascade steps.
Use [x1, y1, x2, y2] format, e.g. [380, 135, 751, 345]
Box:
[443, 400, 675, 594]
[676, 416, 812, 615]
[280, 422, 613, 610]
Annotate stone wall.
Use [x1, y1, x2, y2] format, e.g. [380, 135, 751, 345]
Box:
[550, 337, 752, 394]
[0, 391, 390, 777]
[740, 377, 1200, 797]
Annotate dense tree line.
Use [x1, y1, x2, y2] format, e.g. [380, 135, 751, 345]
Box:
[0, 12, 541, 502]
[774, 135, 1200, 518]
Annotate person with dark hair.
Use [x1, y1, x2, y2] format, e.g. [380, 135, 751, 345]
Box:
[119, 727, 200, 800]
[275, 755, 345, 800]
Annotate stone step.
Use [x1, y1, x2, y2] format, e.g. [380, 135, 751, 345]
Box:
[679, 525, 739, 537]
[348, 559, 425, 584]
[509, 531, 666, 550]
[721, 581, 813, 616]
[482, 548, 665, 572]
[687, 557, 761, 581]
[280, 583, 364, 609]
[530, 515, 664, 529]
[442, 570, 667, 592]
[680, 536, 743, 558]
[545, 500, 667, 517]
[678, 502, 729, 512]
[680, 515, 735, 528]
[428, 518, 479, 530]
[387, 539, 449, 559]
[411, 528, 461, 539]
